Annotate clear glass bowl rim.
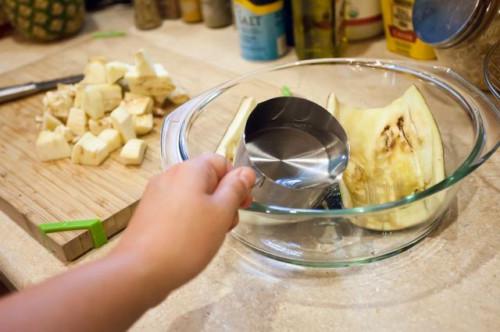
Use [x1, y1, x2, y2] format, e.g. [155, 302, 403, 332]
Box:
[162, 58, 499, 217]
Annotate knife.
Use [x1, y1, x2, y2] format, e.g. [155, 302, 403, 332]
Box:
[0, 74, 84, 104]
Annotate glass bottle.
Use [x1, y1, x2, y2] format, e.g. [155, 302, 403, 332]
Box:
[292, 0, 345, 59]
[158, 0, 181, 19]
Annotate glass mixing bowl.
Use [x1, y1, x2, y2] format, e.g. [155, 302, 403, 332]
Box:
[161, 59, 499, 267]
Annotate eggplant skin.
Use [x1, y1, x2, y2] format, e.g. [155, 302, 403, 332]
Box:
[328, 85, 445, 231]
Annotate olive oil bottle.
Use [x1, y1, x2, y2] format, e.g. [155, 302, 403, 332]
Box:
[292, 0, 345, 59]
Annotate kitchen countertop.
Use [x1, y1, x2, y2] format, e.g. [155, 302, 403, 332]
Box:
[0, 5, 499, 331]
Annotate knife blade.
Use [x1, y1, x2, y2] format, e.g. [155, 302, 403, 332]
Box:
[0, 74, 84, 105]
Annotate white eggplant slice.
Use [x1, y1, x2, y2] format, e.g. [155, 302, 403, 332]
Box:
[119, 139, 147, 165]
[106, 61, 131, 84]
[54, 125, 74, 142]
[110, 106, 136, 142]
[71, 132, 110, 166]
[215, 96, 256, 164]
[36, 130, 71, 162]
[83, 58, 107, 84]
[98, 128, 122, 153]
[327, 85, 445, 230]
[122, 93, 153, 115]
[66, 107, 88, 136]
[132, 113, 154, 136]
[42, 112, 63, 131]
[88, 116, 113, 136]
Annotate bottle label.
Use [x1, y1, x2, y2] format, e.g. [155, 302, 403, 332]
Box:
[234, 0, 286, 60]
[389, 0, 417, 42]
[345, 0, 382, 26]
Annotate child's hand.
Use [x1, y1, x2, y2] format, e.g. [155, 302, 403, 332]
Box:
[0, 154, 254, 331]
[114, 153, 255, 301]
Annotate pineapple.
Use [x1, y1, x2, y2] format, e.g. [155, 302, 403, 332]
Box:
[2, 0, 85, 41]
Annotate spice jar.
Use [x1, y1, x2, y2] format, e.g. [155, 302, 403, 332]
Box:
[134, 0, 163, 29]
[233, 0, 287, 61]
[180, 0, 203, 23]
[413, 0, 500, 89]
[345, 0, 383, 41]
[201, 0, 232, 28]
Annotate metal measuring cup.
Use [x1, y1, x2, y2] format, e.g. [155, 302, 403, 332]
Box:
[234, 96, 349, 209]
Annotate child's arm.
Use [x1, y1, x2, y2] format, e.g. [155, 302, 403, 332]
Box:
[0, 153, 255, 332]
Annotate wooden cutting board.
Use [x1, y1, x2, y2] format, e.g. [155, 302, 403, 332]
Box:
[0, 36, 238, 261]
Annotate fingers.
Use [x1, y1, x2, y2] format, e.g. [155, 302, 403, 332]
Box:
[229, 213, 239, 231]
[212, 167, 255, 220]
[189, 153, 231, 194]
[241, 194, 253, 209]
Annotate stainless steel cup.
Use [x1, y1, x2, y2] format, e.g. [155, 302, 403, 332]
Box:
[234, 96, 349, 208]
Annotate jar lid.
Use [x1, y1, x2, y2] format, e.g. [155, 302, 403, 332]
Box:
[413, 0, 484, 47]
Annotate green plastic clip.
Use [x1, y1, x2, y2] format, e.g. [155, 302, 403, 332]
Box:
[281, 85, 293, 97]
[92, 31, 126, 39]
[39, 219, 108, 249]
